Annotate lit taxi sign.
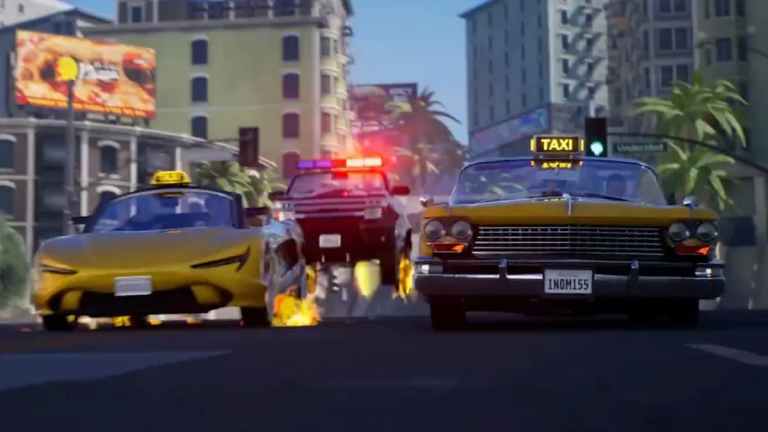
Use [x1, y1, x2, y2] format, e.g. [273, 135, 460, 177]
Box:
[530, 135, 585, 156]
[151, 170, 191, 186]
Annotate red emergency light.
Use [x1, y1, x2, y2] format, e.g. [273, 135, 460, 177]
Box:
[297, 157, 384, 171]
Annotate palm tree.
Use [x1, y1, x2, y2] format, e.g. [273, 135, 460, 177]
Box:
[0, 216, 28, 312]
[195, 161, 284, 207]
[633, 73, 747, 209]
[393, 88, 461, 192]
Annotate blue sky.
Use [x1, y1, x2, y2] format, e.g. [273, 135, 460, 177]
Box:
[69, 0, 477, 141]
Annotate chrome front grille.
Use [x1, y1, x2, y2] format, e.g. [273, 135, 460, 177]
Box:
[473, 225, 665, 257]
[289, 198, 385, 219]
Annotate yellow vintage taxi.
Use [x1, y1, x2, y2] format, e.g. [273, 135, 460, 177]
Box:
[32, 170, 307, 331]
[415, 136, 725, 330]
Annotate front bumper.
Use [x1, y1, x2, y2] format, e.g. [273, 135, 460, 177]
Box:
[299, 218, 394, 262]
[414, 258, 725, 301]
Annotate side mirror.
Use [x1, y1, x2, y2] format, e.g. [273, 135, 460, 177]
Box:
[420, 196, 434, 208]
[391, 185, 410, 196]
[268, 191, 286, 201]
[682, 196, 698, 208]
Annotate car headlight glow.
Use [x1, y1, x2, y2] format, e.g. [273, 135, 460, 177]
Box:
[450, 220, 473, 242]
[424, 220, 446, 243]
[696, 222, 719, 243]
[667, 222, 690, 243]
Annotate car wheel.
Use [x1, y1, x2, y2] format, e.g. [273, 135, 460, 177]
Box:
[430, 300, 466, 331]
[240, 307, 270, 328]
[669, 300, 699, 328]
[42, 314, 76, 332]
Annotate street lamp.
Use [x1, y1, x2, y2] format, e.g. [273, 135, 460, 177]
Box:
[55, 56, 79, 234]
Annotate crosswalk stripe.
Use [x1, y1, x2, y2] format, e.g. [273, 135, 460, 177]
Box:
[687, 344, 768, 367]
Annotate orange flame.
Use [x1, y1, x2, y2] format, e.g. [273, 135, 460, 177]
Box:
[272, 293, 321, 327]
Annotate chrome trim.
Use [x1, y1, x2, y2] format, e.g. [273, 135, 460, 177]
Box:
[415, 273, 543, 280]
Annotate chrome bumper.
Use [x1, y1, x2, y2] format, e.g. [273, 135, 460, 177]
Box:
[414, 258, 725, 300]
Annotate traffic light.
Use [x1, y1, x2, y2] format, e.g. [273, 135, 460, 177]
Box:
[239, 127, 259, 167]
[585, 117, 608, 158]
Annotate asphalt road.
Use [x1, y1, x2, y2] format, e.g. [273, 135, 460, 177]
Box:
[1, 310, 767, 432]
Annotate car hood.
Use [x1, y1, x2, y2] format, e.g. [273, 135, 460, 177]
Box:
[423, 198, 718, 226]
[39, 227, 260, 269]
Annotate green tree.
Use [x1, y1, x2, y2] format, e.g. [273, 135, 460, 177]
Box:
[394, 88, 461, 191]
[194, 161, 283, 207]
[633, 73, 747, 208]
[0, 216, 29, 312]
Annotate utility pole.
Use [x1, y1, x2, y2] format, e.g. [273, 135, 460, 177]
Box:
[63, 79, 76, 235]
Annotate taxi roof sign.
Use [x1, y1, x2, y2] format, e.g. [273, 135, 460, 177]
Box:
[151, 170, 191, 186]
[530, 135, 585, 156]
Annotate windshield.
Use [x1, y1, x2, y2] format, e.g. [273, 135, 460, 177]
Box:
[287, 172, 388, 198]
[87, 189, 236, 233]
[453, 159, 667, 206]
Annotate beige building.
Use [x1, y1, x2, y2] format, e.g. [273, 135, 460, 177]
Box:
[85, 0, 354, 169]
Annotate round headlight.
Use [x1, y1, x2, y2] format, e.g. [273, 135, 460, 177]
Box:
[424, 220, 446, 242]
[450, 221, 473, 242]
[667, 222, 691, 243]
[696, 222, 718, 243]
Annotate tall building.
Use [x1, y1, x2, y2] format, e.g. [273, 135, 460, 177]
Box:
[0, 0, 73, 27]
[84, 0, 355, 169]
[462, 0, 609, 158]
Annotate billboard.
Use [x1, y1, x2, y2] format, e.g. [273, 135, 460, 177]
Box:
[350, 83, 418, 122]
[470, 106, 550, 156]
[14, 30, 156, 118]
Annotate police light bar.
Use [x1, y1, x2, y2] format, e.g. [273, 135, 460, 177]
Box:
[530, 135, 585, 157]
[297, 157, 384, 170]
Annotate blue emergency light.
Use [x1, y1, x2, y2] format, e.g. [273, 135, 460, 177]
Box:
[297, 157, 383, 170]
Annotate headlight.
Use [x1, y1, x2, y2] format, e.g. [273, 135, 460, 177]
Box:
[424, 220, 446, 242]
[191, 248, 251, 272]
[450, 221, 473, 242]
[667, 222, 690, 243]
[39, 263, 78, 275]
[696, 222, 718, 243]
[364, 207, 383, 220]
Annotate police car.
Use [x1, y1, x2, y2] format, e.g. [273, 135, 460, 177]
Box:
[271, 157, 413, 293]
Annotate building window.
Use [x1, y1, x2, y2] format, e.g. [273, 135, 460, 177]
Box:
[673, 0, 687, 12]
[521, 93, 527, 108]
[659, 29, 673, 51]
[321, 74, 332, 95]
[0, 185, 13, 217]
[131, 5, 143, 23]
[282, 35, 300, 61]
[100, 146, 118, 175]
[739, 81, 749, 101]
[738, 36, 748, 61]
[520, 0, 525, 12]
[560, 10, 568, 25]
[191, 76, 208, 102]
[704, 48, 713, 65]
[274, 0, 296, 17]
[676, 64, 690, 83]
[283, 73, 300, 99]
[643, 0, 648, 15]
[191, 39, 208, 65]
[716, 37, 732, 62]
[489, 105, 495, 123]
[643, 30, 650, 51]
[283, 113, 300, 139]
[561, 58, 570, 75]
[736, 0, 746, 16]
[191, 116, 208, 139]
[562, 83, 570, 99]
[644, 67, 651, 89]
[0, 137, 13, 169]
[208, 1, 229, 19]
[586, 36, 595, 49]
[714, 0, 730, 17]
[660, 65, 674, 87]
[487, 10, 492, 26]
[537, 13, 542, 28]
[659, 0, 672, 13]
[587, 61, 595, 74]
[321, 36, 332, 57]
[561, 34, 569, 51]
[587, 85, 596, 98]
[321, 112, 332, 135]
[585, 13, 593, 27]
[674, 28, 689, 50]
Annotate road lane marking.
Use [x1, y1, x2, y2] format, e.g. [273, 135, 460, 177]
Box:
[0, 351, 230, 392]
[687, 344, 768, 367]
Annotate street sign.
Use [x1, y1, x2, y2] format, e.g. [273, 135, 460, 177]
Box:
[613, 142, 668, 153]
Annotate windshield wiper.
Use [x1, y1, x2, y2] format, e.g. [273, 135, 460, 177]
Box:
[526, 190, 565, 199]
[570, 192, 629, 202]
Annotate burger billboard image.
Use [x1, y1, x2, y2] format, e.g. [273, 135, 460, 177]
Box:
[14, 30, 156, 118]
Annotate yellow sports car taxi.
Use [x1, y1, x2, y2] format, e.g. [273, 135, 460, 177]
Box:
[416, 136, 725, 330]
[32, 170, 307, 331]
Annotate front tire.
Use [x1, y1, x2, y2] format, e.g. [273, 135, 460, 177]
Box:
[429, 300, 466, 331]
[42, 314, 76, 332]
[669, 300, 700, 327]
[240, 307, 270, 328]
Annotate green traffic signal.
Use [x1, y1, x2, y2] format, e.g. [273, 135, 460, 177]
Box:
[589, 141, 605, 157]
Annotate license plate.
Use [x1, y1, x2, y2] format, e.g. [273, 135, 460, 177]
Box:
[319, 234, 342, 249]
[114, 276, 153, 297]
[544, 269, 592, 295]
